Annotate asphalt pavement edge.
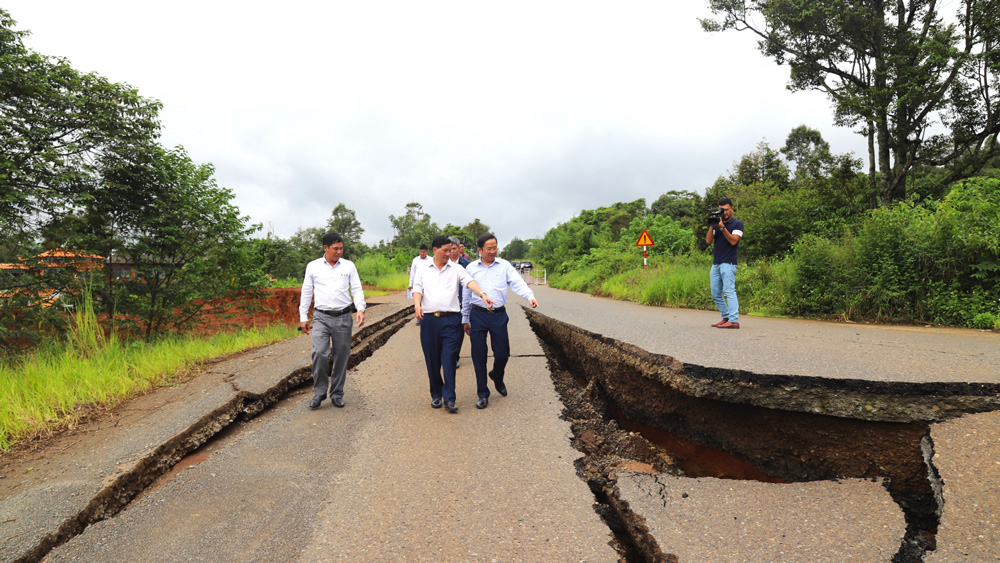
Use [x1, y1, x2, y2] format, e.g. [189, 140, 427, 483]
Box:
[0, 298, 412, 563]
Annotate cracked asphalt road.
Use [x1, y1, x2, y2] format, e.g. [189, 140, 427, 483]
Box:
[34, 299, 616, 562]
[528, 285, 1000, 385]
[3, 286, 999, 562]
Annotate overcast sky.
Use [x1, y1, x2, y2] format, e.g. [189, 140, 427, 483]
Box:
[6, 1, 869, 249]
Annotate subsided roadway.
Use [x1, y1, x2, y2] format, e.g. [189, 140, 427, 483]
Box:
[526, 285, 1000, 563]
[0, 291, 616, 562]
[0, 286, 997, 562]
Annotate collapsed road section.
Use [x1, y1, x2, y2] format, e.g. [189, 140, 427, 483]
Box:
[525, 309, 1000, 563]
[0, 302, 412, 563]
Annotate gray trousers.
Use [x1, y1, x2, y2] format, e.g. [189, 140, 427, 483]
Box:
[311, 312, 353, 400]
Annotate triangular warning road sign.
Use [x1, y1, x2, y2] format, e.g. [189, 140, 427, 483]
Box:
[635, 229, 654, 247]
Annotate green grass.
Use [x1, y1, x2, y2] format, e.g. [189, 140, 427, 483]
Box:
[0, 299, 298, 453]
[594, 260, 715, 309]
[366, 271, 409, 292]
[271, 276, 301, 288]
[552, 252, 795, 317]
[271, 255, 410, 293]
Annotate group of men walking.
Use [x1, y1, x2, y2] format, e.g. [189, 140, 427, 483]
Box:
[300, 231, 537, 413]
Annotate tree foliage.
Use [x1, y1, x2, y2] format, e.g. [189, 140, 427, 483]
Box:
[703, 0, 1000, 204]
[1, 12, 263, 346]
[463, 218, 492, 247]
[389, 202, 439, 250]
[1, 9, 162, 258]
[730, 140, 791, 190]
[325, 203, 366, 257]
[532, 199, 649, 273]
[92, 146, 263, 337]
[650, 190, 703, 231]
[781, 125, 833, 181]
[501, 237, 531, 260]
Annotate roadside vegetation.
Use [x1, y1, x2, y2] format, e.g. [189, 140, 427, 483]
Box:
[0, 298, 298, 452]
[525, 168, 1000, 330]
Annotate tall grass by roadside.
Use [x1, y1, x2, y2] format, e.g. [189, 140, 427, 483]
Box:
[551, 253, 795, 318]
[270, 254, 409, 293]
[355, 254, 409, 291]
[552, 254, 717, 310]
[0, 297, 298, 452]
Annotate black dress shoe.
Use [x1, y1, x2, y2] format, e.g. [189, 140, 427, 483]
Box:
[308, 396, 323, 409]
[332, 397, 345, 408]
[444, 401, 458, 414]
[476, 397, 488, 409]
[431, 397, 443, 409]
[488, 370, 507, 397]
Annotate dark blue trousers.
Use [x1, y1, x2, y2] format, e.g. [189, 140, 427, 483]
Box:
[419, 314, 462, 402]
[469, 308, 510, 399]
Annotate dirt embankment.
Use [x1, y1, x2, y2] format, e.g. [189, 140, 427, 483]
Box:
[195, 287, 302, 334]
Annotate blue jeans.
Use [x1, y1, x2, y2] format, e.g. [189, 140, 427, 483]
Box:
[710, 263, 739, 323]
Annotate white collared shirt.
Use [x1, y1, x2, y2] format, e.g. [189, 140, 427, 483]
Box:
[412, 259, 473, 313]
[461, 258, 534, 323]
[299, 256, 366, 322]
[408, 254, 431, 286]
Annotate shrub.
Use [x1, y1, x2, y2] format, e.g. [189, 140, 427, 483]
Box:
[787, 234, 853, 316]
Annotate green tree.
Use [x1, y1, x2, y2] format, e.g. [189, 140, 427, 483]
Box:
[730, 140, 791, 190]
[616, 215, 695, 255]
[290, 226, 324, 257]
[92, 146, 263, 337]
[250, 232, 307, 280]
[324, 203, 367, 258]
[650, 190, 702, 230]
[532, 199, 647, 273]
[702, 0, 1000, 204]
[389, 202, 439, 250]
[781, 125, 833, 181]
[501, 237, 531, 260]
[0, 10, 161, 257]
[463, 218, 492, 248]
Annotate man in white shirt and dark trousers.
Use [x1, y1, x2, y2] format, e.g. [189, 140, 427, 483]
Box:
[299, 232, 366, 410]
[407, 244, 430, 300]
[462, 233, 538, 409]
[413, 235, 495, 414]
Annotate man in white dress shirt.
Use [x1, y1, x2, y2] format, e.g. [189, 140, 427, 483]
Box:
[406, 244, 430, 301]
[461, 233, 538, 409]
[412, 235, 495, 414]
[299, 232, 366, 410]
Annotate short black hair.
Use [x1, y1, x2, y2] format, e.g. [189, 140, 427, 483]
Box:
[431, 235, 451, 250]
[718, 198, 734, 207]
[419, 244, 428, 250]
[323, 232, 344, 247]
[477, 232, 497, 250]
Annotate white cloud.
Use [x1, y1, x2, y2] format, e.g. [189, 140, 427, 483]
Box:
[5, 0, 869, 249]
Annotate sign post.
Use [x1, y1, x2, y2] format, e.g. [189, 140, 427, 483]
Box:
[635, 229, 654, 270]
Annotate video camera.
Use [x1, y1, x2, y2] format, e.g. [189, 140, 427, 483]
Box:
[706, 208, 725, 225]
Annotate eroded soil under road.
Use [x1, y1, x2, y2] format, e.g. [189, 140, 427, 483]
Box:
[526, 309, 1000, 563]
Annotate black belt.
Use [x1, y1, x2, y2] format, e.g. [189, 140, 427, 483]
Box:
[472, 305, 505, 314]
[315, 305, 353, 317]
[428, 311, 459, 317]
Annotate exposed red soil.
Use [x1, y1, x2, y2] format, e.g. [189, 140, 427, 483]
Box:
[195, 287, 303, 334]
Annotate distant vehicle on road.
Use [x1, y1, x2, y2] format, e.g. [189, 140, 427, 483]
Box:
[519, 260, 533, 273]
[511, 261, 521, 270]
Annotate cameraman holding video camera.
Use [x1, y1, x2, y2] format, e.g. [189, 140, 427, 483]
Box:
[705, 198, 744, 329]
